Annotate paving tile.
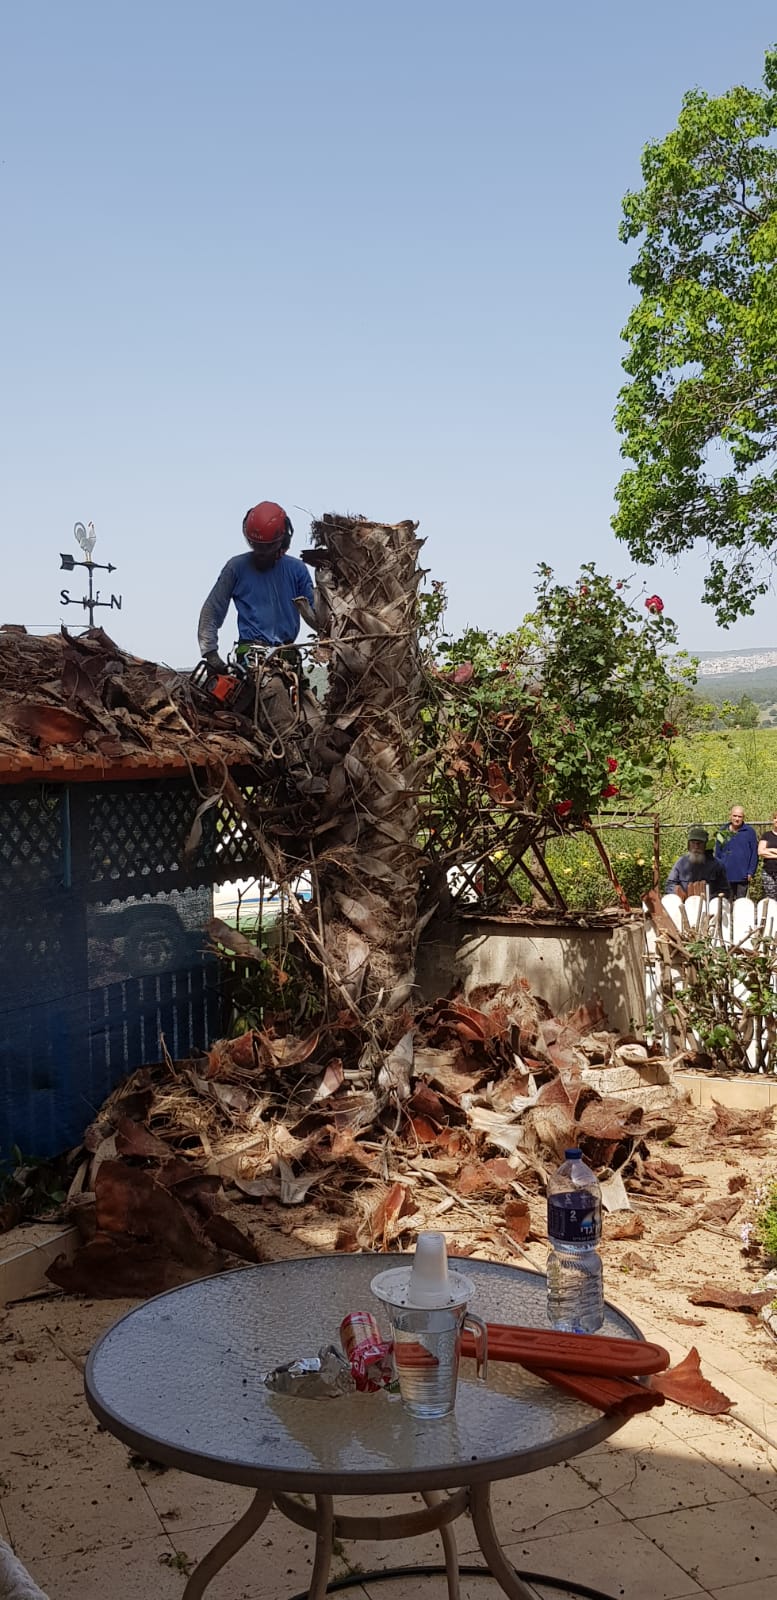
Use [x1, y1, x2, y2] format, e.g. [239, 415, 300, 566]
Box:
[659, 1400, 741, 1441]
[170, 1508, 354, 1600]
[680, 1421, 777, 1494]
[0, 1351, 86, 1460]
[503, 1520, 703, 1599]
[30, 1533, 185, 1600]
[681, 1336, 766, 1381]
[528, 1588, 661, 1600]
[137, 1463, 254, 1534]
[1, 1430, 164, 1564]
[468, 1463, 625, 1545]
[572, 1427, 749, 1517]
[328, 1524, 457, 1575]
[722, 1364, 777, 1408]
[634, 1498, 777, 1590]
[660, 1377, 777, 1445]
[711, 1582, 777, 1600]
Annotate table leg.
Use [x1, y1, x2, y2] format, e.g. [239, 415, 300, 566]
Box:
[422, 1490, 460, 1600]
[469, 1482, 538, 1600]
[181, 1489, 274, 1600]
[307, 1494, 335, 1600]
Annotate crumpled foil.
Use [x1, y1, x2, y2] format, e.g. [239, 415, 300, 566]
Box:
[263, 1344, 357, 1398]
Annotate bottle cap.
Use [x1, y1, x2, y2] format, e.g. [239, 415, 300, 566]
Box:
[564, 1148, 582, 1159]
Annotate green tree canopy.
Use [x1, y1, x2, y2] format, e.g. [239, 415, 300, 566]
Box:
[613, 49, 777, 625]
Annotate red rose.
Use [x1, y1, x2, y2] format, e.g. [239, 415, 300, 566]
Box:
[499, 661, 510, 671]
[661, 721, 678, 738]
[601, 783, 619, 799]
[606, 757, 618, 773]
[645, 594, 664, 615]
[554, 800, 573, 818]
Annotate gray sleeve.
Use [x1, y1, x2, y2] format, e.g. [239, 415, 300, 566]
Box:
[198, 564, 235, 657]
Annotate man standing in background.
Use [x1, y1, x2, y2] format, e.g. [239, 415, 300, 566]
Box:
[714, 805, 758, 899]
[666, 826, 729, 899]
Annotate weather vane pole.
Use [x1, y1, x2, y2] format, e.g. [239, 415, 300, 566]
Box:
[59, 522, 122, 627]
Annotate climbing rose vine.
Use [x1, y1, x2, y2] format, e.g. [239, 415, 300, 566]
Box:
[423, 564, 697, 828]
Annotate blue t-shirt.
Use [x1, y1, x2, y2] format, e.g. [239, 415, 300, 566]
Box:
[198, 553, 314, 653]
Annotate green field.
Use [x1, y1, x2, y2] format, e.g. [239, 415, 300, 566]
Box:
[537, 728, 777, 911]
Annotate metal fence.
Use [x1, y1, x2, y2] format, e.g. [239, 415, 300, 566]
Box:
[0, 777, 263, 1160]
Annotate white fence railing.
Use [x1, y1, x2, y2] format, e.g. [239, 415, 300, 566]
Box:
[645, 894, 777, 1070]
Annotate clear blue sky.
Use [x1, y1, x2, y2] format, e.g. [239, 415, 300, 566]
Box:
[1, 1, 775, 665]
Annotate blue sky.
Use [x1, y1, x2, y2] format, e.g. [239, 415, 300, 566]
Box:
[1, 1, 776, 666]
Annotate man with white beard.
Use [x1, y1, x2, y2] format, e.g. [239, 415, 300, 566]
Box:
[665, 825, 729, 899]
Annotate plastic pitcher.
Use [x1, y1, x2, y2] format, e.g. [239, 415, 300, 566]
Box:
[371, 1232, 488, 1418]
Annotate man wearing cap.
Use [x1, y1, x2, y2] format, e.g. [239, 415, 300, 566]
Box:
[665, 826, 729, 899]
[714, 805, 758, 900]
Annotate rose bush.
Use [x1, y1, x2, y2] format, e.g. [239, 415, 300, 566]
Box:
[418, 564, 698, 906]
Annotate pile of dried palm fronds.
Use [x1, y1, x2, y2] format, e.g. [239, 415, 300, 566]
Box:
[47, 977, 686, 1297]
[0, 624, 260, 771]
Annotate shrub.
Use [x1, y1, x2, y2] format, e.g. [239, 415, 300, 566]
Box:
[753, 1181, 777, 1262]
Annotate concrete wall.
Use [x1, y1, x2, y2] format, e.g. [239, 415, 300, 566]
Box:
[416, 916, 646, 1034]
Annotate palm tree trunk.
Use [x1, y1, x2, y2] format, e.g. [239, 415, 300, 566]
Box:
[306, 514, 425, 1018]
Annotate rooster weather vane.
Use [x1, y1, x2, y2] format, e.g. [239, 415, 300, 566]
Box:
[59, 521, 122, 628]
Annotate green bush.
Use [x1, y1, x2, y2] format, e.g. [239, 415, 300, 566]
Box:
[754, 1181, 777, 1262]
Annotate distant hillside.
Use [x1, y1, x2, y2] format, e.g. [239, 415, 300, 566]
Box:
[694, 646, 777, 709]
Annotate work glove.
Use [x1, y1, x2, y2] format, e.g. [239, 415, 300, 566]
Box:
[205, 650, 229, 674]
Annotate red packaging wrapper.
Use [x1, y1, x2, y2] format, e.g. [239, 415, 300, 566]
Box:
[340, 1311, 394, 1393]
[340, 1311, 381, 1361]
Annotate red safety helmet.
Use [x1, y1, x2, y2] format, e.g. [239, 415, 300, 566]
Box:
[242, 501, 293, 549]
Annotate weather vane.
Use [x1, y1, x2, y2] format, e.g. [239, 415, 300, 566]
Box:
[59, 521, 122, 627]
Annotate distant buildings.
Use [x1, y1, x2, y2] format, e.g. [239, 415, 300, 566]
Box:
[698, 650, 777, 678]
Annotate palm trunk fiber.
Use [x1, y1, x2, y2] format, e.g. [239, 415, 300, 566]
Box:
[308, 514, 425, 1018]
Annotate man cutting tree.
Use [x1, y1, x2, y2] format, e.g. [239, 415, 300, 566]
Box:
[198, 501, 314, 670]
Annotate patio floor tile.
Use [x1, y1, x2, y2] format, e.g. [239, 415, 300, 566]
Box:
[27, 1533, 185, 1600]
[503, 1520, 704, 1599]
[136, 1464, 254, 1535]
[633, 1497, 777, 1591]
[469, 1464, 625, 1546]
[2, 1441, 163, 1565]
[168, 1508, 355, 1599]
[710, 1582, 777, 1600]
[679, 1421, 777, 1493]
[571, 1428, 750, 1518]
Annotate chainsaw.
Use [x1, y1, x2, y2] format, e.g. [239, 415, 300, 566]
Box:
[189, 656, 254, 715]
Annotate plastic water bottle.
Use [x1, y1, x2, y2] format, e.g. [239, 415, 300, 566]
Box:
[546, 1147, 603, 1333]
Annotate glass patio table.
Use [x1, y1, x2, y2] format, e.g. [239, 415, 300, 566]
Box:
[85, 1254, 643, 1600]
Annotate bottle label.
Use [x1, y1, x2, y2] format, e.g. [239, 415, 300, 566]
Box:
[548, 1193, 601, 1245]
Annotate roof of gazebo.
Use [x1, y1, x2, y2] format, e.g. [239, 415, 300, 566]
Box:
[0, 625, 260, 785]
